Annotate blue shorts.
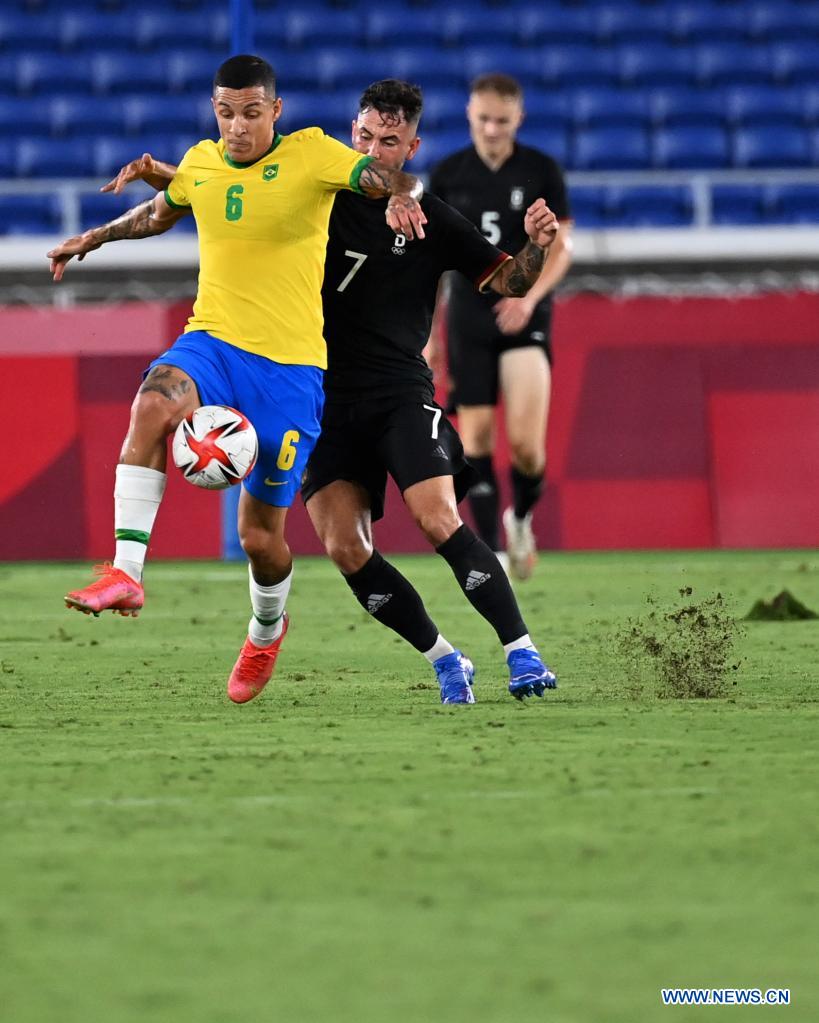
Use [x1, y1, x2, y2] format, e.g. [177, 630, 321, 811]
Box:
[146, 331, 324, 507]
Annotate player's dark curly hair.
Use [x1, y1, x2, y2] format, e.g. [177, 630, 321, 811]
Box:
[214, 55, 276, 98]
[358, 79, 423, 126]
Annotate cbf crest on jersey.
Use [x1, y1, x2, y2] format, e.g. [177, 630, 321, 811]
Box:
[391, 233, 406, 255]
[263, 164, 279, 180]
[510, 187, 525, 210]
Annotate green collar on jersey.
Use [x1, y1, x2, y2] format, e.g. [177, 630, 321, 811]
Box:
[222, 133, 283, 169]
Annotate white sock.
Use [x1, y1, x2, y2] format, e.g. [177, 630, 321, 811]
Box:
[423, 634, 457, 664]
[503, 634, 537, 657]
[248, 564, 292, 647]
[113, 464, 167, 583]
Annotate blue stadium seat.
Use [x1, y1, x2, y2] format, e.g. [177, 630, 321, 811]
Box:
[51, 95, 129, 137]
[365, 10, 446, 47]
[253, 9, 290, 50]
[649, 87, 729, 128]
[445, 7, 521, 47]
[135, 10, 229, 52]
[166, 50, 216, 94]
[0, 96, 55, 137]
[566, 186, 608, 228]
[515, 7, 596, 46]
[123, 94, 214, 137]
[801, 84, 819, 125]
[542, 44, 619, 88]
[310, 47, 388, 89]
[694, 43, 772, 86]
[15, 137, 92, 177]
[748, 3, 819, 43]
[572, 125, 651, 170]
[522, 90, 573, 131]
[597, 5, 669, 45]
[671, 5, 747, 44]
[725, 85, 807, 128]
[607, 185, 694, 227]
[0, 11, 60, 51]
[0, 141, 14, 177]
[464, 46, 547, 87]
[732, 125, 812, 167]
[711, 185, 767, 225]
[618, 44, 697, 87]
[772, 41, 819, 84]
[0, 193, 62, 234]
[652, 125, 730, 169]
[414, 129, 470, 175]
[768, 183, 819, 224]
[16, 53, 91, 94]
[420, 87, 469, 131]
[517, 124, 569, 167]
[386, 47, 466, 87]
[571, 87, 651, 129]
[278, 91, 358, 136]
[92, 53, 170, 94]
[58, 11, 138, 51]
[286, 9, 365, 49]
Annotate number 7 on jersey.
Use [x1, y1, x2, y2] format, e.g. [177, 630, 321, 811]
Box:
[337, 250, 368, 292]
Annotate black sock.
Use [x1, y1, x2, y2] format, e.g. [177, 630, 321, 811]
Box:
[436, 524, 527, 645]
[343, 550, 439, 654]
[511, 466, 544, 520]
[467, 455, 500, 550]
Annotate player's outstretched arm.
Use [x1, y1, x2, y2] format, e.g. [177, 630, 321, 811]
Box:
[358, 160, 427, 241]
[100, 153, 177, 194]
[47, 193, 186, 281]
[488, 200, 559, 297]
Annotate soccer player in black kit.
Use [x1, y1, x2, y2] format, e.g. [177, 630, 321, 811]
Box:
[96, 79, 561, 705]
[429, 74, 573, 581]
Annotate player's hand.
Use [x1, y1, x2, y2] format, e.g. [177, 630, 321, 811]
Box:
[100, 152, 173, 194]
[386, 195, 427, 241]
[422, 333, 444, 378]
[525, 198, 559, 249]
[494, 296, 536, 336]
[47, 231, 102, 281]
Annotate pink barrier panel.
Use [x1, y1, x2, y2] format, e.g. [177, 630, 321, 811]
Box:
[1, 292, 818, 560]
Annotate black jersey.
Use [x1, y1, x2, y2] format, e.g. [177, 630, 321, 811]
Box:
[430, 142, 570, 319]
[321, 190, 509, 403]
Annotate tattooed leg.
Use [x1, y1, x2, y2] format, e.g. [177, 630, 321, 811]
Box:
[120, 364, 201, 470]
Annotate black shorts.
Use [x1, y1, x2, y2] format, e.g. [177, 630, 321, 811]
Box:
[301, 397, 476, 522]
[447, 299, 553, 408]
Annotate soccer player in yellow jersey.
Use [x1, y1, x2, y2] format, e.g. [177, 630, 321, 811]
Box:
[47, 55, 428, 704]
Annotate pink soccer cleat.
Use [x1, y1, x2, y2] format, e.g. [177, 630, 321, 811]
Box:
[227, 614, 290, 704]
[65, 563, 144, 617]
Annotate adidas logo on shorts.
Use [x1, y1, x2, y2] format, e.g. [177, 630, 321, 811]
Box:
[367, 593, 392, 613]
[465, 570, 490, 591]
[431, 445, 448, 459]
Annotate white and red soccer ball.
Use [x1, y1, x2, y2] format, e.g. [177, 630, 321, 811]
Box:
[172, 405, 258, 490]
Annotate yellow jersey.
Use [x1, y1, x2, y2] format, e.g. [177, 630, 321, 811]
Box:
[165, 129, 373, 367]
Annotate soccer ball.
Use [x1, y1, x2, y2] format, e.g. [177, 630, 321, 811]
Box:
[172, 405, 258, 490]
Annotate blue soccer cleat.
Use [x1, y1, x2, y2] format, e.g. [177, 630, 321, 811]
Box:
[433, 650, 476, 704]
[507, 648, 557, 700]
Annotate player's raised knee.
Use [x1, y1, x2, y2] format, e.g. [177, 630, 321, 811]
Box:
[413, 505, 461, 547]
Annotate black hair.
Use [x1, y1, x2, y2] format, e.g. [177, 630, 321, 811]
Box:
[358, 79, 423, 126]
[213, 55, 276, 98]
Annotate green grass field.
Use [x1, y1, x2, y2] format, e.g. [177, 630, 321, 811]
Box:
[1, 550, 817, 1023]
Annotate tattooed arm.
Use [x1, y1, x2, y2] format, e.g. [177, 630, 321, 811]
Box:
[48, 193, 186, 281]
[487, 199, 561, 298]
[358, 159, 427, 241]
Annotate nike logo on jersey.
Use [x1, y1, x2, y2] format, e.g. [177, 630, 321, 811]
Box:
[264, 478, 286, 487]
[194, 179, 210, 187]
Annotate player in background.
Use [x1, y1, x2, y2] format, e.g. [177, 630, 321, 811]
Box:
[110, 80, 561, 703]
[46, 56, 427, 705]
[429, 74, 573, 580]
